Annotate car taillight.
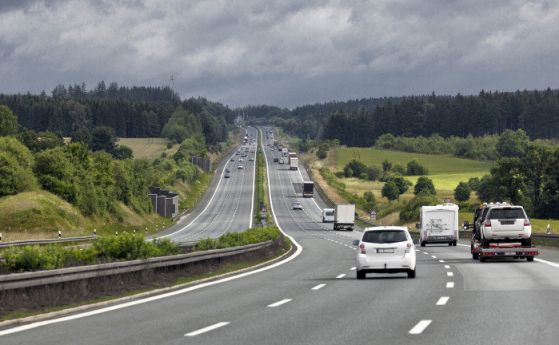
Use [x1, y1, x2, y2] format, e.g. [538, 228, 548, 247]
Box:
[359, 243, 366, 254]
[524, 219, 531, 226]
[484, 219, 491, 227]
[405, 242, 413, 253]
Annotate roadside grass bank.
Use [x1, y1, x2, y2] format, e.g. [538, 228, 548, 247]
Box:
[0, 226, 291, 321]
[117, 138, 179, 159]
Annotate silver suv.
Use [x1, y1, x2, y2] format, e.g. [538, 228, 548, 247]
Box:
[479, 203, 532, 246]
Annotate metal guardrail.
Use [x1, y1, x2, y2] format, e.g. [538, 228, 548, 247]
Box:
[0, 241, 272, 291]
[0, 236, 97, 249]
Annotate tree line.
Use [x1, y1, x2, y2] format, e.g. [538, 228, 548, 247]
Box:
[0, 82, 234, 145]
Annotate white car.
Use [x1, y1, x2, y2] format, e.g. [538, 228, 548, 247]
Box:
[479, 204, 532, 246]
[292, 201, 303, 210]
[237, 165, 243, 169]
[354, 226, 416, 279]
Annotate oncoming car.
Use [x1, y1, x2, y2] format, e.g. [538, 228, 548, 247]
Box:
[354, 226, 416, 279]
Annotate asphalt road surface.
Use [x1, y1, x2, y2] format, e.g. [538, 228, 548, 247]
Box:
[2, 127, 559, 344]
[155, 126, 257, 243]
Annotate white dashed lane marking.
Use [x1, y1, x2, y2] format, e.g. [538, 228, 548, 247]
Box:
[268, 299, 292, 308]
[311, 284, 326, 291]
[446, 282, 455, 288]
[409, 320, 432, 335]
[436, 297, 449, 306]
[336, 274, 346, 279]
[185, 322, 230, 337]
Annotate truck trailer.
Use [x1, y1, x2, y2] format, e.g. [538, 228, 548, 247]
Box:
[334, 204, 355, 231]
[419, 204, 459, 246]
[303, 181, 314, 197]
[290, 157, 299, 170]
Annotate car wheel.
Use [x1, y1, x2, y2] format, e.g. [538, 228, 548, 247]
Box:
[407, 269, 416, 279]
[527, 256, 534, 262]
[453, 241, 457, 246]
[420, 241, 426, 247]
[356, 270, 366, 279]
[448, 242, 452, 246]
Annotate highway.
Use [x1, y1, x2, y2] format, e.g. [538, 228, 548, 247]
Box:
[155, 126, 257, 243]
[2, 127, 559, 344]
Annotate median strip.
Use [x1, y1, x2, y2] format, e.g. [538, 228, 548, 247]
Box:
[409, 320, 432, 335]
[185, 322, 230, 337]
[267, 299, 292, 308]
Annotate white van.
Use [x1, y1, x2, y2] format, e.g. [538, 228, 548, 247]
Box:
[420, 204, 459, 247]
[322, 208, 335, 223]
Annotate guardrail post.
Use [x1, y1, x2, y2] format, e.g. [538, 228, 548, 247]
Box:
[58, 230, 62, 239]
[93, 229, 97, 237]
[0, 232, 2, 241]
[115, 231, 118, 237]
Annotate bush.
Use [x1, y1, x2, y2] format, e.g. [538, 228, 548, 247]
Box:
[195, 226, 282, 251]
[316, 148, 328, 159]
[343, 159, 367, 178]
[382, 181, 400, 202]
[454, 182, 472, 202]
[399, 193, 439, 222]
[468, 177, 481, 191]
[406, 160, 428, 175]
[94, 232, 180, 261]
[393, 164, 406, 175]
[414, 176, 436, 195]
[365, 165, 381, 181]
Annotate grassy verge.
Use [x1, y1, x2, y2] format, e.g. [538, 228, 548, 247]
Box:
[195, 226, 282, 250]
[117, 138, 179, 159]
[255, 139, 271, 225]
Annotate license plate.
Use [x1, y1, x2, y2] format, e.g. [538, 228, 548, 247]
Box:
[377, 248, 394, 253]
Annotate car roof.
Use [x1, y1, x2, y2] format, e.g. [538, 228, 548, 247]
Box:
[363, 226, 408, 232]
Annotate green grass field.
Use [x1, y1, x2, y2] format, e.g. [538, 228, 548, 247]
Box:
[117, 138, 179, 159]
[335, 147, 492, 192]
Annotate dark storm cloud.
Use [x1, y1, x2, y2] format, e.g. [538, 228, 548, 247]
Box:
[0, 0, 558, 107]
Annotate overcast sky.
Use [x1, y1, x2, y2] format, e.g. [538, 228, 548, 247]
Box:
[1, 0, 558, 108]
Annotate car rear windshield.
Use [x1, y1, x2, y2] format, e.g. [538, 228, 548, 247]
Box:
[488, 208, 525, 219]
[325, 210, 334, 216]
[362, 230, 407, 243]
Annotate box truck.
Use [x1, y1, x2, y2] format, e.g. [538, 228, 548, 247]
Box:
[290, 157, 299, 170]
[303, 181, 314, 197]
[334, 204, 355, 231]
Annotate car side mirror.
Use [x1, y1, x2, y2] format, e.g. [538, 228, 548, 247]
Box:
[352, 240, 359, 246]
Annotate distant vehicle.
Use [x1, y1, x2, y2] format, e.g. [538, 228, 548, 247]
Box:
[224, 172, 231, 178]
[292, 201, 303, 210]
[303, 181, 314, 197]
[225, 169, 231, 173]
[419, 204, 459, 247]
[279, 158, 285, 164]
[235, 152, 240, 155]
[334, 204, 355, 231]
[271, 148, 275, 151]
[322, 208, 335, 223]
[230, 158, 235, 161]
[239, 158, 244, 162]
[290, 157, 298, 170]
[273, 157, 279, 163]
[354, 226, 416, 279]
[237, 165, 243, 169]
[249, 157, 254, 161]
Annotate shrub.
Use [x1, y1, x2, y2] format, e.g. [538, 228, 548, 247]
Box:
[343, 159, 367, 178]
[195, 226, 282, 251]
[406, 160, 428, 175]
[393, 164, 406, 175]
[365, 165, 381, 181]
[399, 193, 439, 222]
[382, 181, 400, 202]
[414, 176, 436, 195]
[454, 182, 472, 202]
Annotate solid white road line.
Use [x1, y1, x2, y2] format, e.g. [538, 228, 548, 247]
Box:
[336, 274, 346, 279]
[446, 282, 455, 288]
[350, 267, 356, 271]
[535, 258, 559, 269]
[431, 255, 437, 259]
[185, 322, 230, 337]
[436, 297, 450, 306]
[268, 299, 292, 307]
[444, 265, 450, 269]
[249, 128, 256, 228]
[312, 284, 326, 290]
[447, 272, 454, 277]
[409, 320, 432, 335]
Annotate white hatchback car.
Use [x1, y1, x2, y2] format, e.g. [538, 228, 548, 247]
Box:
[354, 226, 416, 279]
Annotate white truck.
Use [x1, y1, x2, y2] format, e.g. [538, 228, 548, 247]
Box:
[290, 157, 298, 170]
[322, 208, 335, 223]
[334, 204, 355, 231]
[419, 204, 459, 247]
